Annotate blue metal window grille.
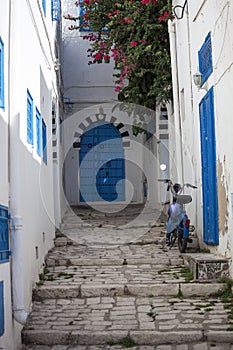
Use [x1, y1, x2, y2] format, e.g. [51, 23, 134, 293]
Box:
[79, 0, 91, 31]
[0, 281, 4, 336]
[0, 206, 10, 263]
[51, 0, 60, 21]
[42, 119, 47, 164]
[36, 108, 42, 156]
[27, 90, 34, 145]
[79, 1, 108, 32]
[42, 0, 46, 16]
[198, 32, 213, 86]
[0, 37, 4, 109]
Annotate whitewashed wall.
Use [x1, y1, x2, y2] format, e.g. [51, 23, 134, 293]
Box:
[0, 2, 14, 349]
[0, 0, 61, 348]
[170, 0, 233, 267]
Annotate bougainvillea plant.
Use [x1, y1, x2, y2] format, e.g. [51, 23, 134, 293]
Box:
[65, 0, 173, 111]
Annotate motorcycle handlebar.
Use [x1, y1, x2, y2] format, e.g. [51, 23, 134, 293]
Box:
[158, 179, 198, 190]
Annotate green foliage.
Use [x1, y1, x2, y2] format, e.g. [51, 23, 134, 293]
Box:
[67, 0, 173, 109]
[180, 266, 194, 282]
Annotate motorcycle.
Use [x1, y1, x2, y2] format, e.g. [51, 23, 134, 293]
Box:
[158, 179, 197, 253]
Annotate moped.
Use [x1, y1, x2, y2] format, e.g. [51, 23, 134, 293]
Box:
[159, 179, 197, 253]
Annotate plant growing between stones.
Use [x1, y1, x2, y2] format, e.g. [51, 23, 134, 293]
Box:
[180, 266, 194, 283]
[107, 336, 137, 348]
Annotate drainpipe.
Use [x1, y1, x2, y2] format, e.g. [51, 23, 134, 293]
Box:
[8, 0, 28, 325]
[168, 20, 184, 184]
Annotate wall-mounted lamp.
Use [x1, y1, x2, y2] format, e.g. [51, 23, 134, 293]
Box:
[193, 68, 203, 88]
[54, 59, 60, 72]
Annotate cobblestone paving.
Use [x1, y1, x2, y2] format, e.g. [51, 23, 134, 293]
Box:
[22, 205, 233, 349]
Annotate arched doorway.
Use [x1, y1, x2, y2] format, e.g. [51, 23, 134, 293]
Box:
[79, 123, 125, 202]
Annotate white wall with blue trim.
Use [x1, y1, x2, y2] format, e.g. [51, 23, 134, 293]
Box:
[0, 0, 63, 348]
[169, 0, 233, 270]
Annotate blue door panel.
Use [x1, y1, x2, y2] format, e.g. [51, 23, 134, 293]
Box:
[0, 281, 4, 336]
[199, 87, 219, 244]
[79, 123, 125, 202]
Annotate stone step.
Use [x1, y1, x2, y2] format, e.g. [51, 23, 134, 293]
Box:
[32, 282, 226, 300]
[45, 256, 184, 267]
[22, 295, 233, 347]
[21, 343, 233, 350]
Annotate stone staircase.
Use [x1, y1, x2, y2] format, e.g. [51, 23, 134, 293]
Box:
[21, 206, 233, 349]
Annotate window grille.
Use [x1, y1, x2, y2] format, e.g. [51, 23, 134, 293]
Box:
[51, 0, 60, 21]
[27, 90, 34, 145]
[0, 206, 10, 263]
[0, 37, 4, 109]
[198, 32, 213, 85]
[42, 119, 47, 164]
[36, 108, 42, 156]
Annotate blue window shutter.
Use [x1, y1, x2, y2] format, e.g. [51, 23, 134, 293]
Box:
[198, 32, 213, 85]
[0, 206, 9, 263]
[36, 108, 42, 156]
[42, 0, 46, 16]
[27, 90, 33, 145]
[0, 37, 4, 109]
[51, 0, 60, 21]
[42, 119, 47, 164]
[0, 281, 4, 336]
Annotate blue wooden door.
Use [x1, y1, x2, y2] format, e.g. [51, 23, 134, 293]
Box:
[79, 123, 125, 202]
[199, 87, 219, 244]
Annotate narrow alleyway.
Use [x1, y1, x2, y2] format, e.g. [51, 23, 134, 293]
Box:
[22, 205, 233, 350]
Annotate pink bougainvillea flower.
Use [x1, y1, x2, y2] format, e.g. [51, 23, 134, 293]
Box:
[107, 13, 112, 18]
[104, 55, 110, 61]
[130, 41, 138, 46]
[140, 39, 147, 44]
[125, 18, 133, 23]
[114, 10, 120, 14]
[94, 53, 102, 61]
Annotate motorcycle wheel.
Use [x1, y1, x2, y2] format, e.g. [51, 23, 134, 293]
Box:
[178, 233, 188, 253]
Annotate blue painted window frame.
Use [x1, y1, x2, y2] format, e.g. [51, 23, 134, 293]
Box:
[42, 0, 46, 16]
[0, 37, 4, 109]
[198, 32, 213, 86]
[27, 90, 34, 146]
[0, 206, 10, 263]
[42, 119, 47, 164]
[36, 108, 42, 156]
[51, 0, 60, 21]
[0, 281, 4, 336]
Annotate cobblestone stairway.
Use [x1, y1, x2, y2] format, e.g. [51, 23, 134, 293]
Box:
[22, 205, 233, 350]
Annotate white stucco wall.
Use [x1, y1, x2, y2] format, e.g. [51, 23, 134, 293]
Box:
[171, 0, 233, 265]
[0, 1, 62, 348]
[0, 2, 14, 349]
